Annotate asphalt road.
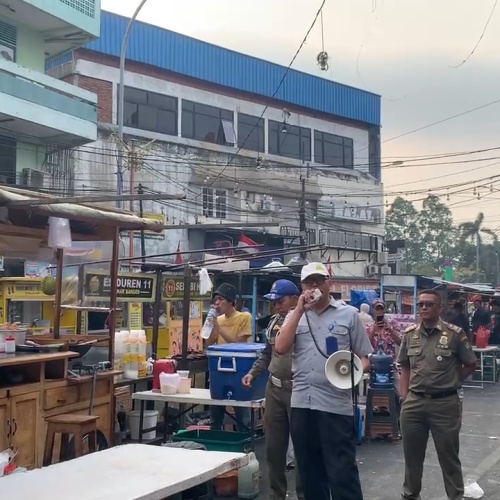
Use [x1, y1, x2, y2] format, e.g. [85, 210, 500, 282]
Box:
[222, 383, 500, 499]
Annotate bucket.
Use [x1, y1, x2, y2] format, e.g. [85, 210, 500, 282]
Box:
[128, 410, 158, 441]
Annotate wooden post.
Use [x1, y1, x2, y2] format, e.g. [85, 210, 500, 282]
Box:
[181, 264, 191, 369]
[151, 268, 163, 356]
[108, 228, 120, 369]
[76, 263, 85, 335]
[53, 248, 64, 339]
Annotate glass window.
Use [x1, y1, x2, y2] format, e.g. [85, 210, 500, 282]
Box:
[268, 120, 311, 161]
[182, 100, 234, 146]
[314, 131, 354, 168]
[238, 113, 264, 153]
[202, 188, 227, 218]
[121, 86, 178, 136]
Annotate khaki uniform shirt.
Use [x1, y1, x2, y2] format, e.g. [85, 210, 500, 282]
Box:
[397, 319, 477, 393]
[248, 314, 292, 381]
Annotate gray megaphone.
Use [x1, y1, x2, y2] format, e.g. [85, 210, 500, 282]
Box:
[324, 350, 363, 389]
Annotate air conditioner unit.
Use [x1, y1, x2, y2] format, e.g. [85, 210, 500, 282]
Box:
[365, 264, 379, 276]
[380, 265, 392, 275]
[21, 168, 45, 189]
[377, 251, 389, 265]
[260, 199, 275, 212]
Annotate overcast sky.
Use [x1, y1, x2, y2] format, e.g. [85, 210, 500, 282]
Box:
[102, 0, 500, 232]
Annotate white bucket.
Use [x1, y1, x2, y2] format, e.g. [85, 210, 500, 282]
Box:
[128, 410, 158, 441]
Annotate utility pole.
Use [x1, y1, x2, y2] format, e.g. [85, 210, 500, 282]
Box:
[117, 0, 149, 208]
[128, 144, 138, 271]
[299, 175, 307, 259]
[138, 183, 146, 263]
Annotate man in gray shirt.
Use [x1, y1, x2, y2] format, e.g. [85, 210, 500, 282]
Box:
[276, 262, 373, 500]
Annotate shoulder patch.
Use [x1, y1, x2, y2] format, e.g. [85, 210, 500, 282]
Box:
[443, 322, 462, 334]
[403, 324, 418, 334]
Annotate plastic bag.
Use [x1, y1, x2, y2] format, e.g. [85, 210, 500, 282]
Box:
[199, 268, 213, 295]
[464, 479, 484, 499]
[48, 217, 72, 249]
[0, 449, 15, 477]
[475, 326, 490, 349]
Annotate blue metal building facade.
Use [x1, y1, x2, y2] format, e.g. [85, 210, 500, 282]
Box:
[47, 11, 381, 128]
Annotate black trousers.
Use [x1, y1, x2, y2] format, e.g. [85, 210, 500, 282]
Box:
[290, 408, 363, 500]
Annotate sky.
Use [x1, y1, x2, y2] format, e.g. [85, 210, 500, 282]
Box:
[102, 0, 500, 233]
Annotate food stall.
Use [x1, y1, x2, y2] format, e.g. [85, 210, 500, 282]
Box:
[0, 185, 162, 470]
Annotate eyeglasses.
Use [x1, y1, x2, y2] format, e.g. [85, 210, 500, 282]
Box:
[302, 275, 327, 287]
[417, 301, 437, 309]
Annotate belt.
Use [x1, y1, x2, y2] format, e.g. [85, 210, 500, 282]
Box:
[269, 374, 293, 390]
[411, 389, 457, 400]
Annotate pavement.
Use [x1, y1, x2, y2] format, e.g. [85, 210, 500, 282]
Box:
[221, 383, 500, 499]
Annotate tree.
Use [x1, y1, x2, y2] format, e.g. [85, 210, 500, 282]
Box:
[385, 197, 423, 272]
[458, 212, 496, 280]
[418, 194, 456, 270]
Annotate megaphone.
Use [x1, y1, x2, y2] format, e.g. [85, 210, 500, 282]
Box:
[325, 350, 363, 389]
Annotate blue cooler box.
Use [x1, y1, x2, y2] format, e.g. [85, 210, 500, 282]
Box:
[207, 343, 268, 401]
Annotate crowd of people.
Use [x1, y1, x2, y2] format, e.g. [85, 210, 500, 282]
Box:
[206, 269, 481, 499]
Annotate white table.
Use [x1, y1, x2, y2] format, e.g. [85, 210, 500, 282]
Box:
[0, 444, 248, 500]
[463, 346, 500, 390]
[132, 388, 265, 449]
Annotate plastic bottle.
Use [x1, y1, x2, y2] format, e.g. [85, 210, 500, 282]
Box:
[201, 307, 217, 339]
[4, 336, 15, 354]
[122, 330, 133, 379]
[237, 452, 260, 499]
[126, 330, 139, 379]
[113, 331, 123, 371]
[137, 330, 148, 378]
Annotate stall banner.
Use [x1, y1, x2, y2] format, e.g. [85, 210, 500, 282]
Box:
[83, 272, 156, 302]
[385, 313, 417, 333]
[128, 302, 143, 329]
[162, 275, 212, 301]
[5, 281, 47, 300]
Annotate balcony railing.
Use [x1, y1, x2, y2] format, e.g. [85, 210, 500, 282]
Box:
[280, 226, 317, 245]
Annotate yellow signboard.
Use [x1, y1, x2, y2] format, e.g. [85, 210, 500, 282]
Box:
[4, 281, 50, 301]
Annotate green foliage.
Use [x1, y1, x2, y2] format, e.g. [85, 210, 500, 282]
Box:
[385, 198, 498, 283]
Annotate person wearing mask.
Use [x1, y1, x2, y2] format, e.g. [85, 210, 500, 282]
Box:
[471, 299, 490, 333]
[242, 279, 304, 500]
[275, 262, 373, 500]
[206, 283, 252, 431]
[449, 302, 471, 340]
[358, 303, 373, 327]
[489, 300, 500, 345]
[398, 290, 477, 500]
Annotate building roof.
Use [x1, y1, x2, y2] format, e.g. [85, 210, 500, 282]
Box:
[51, 10, 381, 127]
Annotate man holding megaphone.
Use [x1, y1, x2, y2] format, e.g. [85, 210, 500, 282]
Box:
[275, 262, 373, 500]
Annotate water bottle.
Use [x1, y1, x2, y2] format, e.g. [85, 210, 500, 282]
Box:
[237, 452, 260, 499]
[201, 307, 217, 339]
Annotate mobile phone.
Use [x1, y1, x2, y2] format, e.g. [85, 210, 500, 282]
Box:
[375, 315, 385, 325]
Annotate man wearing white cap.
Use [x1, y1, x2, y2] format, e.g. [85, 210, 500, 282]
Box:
[275, 262, 373, 500]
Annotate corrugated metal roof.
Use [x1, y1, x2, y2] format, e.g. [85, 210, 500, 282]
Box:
[76, 11, 380, 127]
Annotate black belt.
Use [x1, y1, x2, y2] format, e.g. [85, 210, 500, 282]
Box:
[411, 389, 457, 399]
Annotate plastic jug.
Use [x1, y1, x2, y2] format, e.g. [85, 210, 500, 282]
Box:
[159, 372, 181, 394]
[137, 330, 148, 377]
[237, 452, 260, 499]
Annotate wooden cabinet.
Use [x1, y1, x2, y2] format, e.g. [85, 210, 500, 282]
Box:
[0, 392, 40, 469]
[0, 398, 9, 452]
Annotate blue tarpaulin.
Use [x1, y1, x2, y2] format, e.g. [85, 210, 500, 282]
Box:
[350, 290, 378, 310]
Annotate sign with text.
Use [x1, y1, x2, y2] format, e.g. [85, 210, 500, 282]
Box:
[162, 275, 212, 301]
[83, 272, 156, 302]
[329, 279, 379, 301]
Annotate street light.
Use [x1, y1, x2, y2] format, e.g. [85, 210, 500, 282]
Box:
[116, 0, 149, 208]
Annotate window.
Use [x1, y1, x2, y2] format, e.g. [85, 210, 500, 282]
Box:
[314, 131, 354, 168]
[0, 21, 16, 62]
[238, 113, 264, 153]
[268, 120, 311, 161]
[202, 188, 227, 218]
[122, 87, 177, 136]
[182, 101, 235, 146]
[0, 135, 16, 185]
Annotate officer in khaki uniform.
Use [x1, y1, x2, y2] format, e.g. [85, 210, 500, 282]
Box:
[242, 280, 304, 500]
[398, 290, 477, 500]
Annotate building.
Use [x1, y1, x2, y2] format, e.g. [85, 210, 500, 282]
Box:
[46, 11, 384, 298]
[0, 0, 100, 274]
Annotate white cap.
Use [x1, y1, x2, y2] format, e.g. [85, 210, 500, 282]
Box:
[301, 262, 329, 282]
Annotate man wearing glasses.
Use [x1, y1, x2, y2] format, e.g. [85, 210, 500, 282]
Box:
[276, 262, 372, 500]
[398, 290, 477, 500]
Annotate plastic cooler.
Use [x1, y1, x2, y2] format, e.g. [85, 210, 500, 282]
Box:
[207, 343, 267, 401]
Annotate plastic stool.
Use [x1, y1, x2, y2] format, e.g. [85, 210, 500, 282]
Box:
[364, 387, 399, 440]
[163, 441, 214, 500]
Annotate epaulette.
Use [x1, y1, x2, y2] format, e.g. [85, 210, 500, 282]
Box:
[442, 321, 463, 334]
[403, 324, 418, 334]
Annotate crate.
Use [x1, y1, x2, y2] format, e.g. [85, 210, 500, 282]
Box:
[172, 429, 251, 453]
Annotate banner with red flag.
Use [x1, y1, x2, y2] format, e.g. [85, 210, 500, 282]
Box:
[237, 234, 260, 254]
[175, 242, 183, 265]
